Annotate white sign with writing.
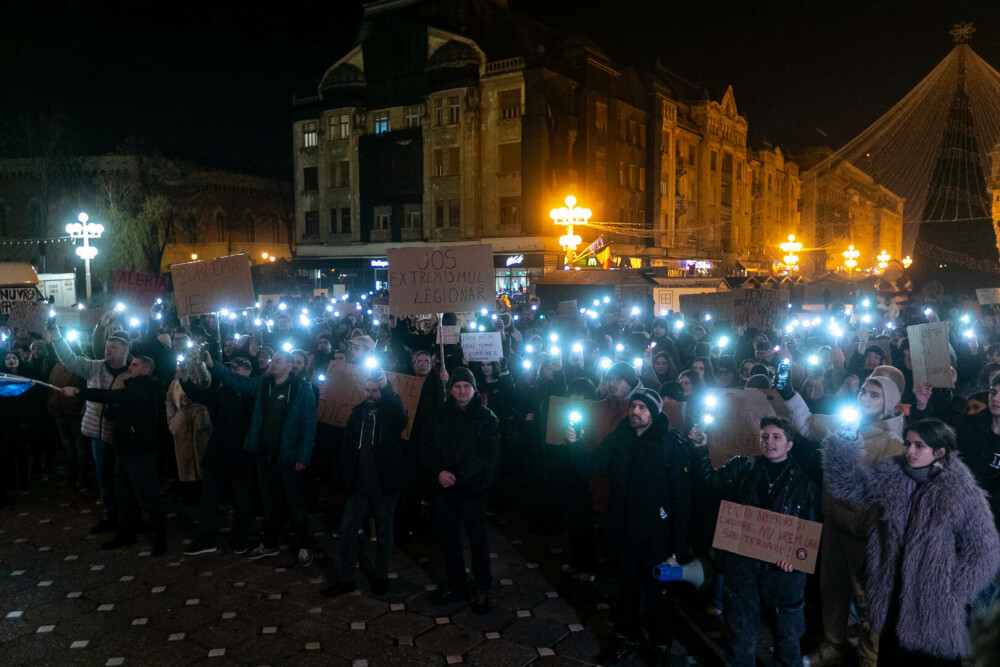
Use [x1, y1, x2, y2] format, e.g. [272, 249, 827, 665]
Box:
[460, 331, 503, 362]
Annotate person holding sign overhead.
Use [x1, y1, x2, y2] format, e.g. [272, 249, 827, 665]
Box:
[688, 416, 819, 667]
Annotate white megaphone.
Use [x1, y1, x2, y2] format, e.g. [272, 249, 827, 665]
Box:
[651, 555, 708, 589]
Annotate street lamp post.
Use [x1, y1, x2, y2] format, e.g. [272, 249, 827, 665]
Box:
[842, 245, 860, 275]
[549, 195, 592, 265]
[876, 250, 891, 272]
[780, 234, 802, 273]
[65, 212, 104, 300]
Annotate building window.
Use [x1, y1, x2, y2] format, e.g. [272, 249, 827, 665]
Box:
[710, 150, 717, 171]
[448, 96, 460, 124]
[628, 120, 636, 145]
[628, 164, 635, 189]
[272, 219, 282, 243]
[405, 105, 422, 128]
[330, 209, 338, 234]
[595, 152, 607, 180]
[216, 213, 226, 242]
[499, 89, 521, 119]
[303, 121, 317, 148]
[639, 167, 645, 191]
[304, 211, 319, 237]
[499, 196, 521, 227]
[448, 199, 460, 227]
[618, 162, 625, 187]
[28, 200, 43, 234]
[303, 166, 318, 192]
[435, 201, 445, 228]
[373, 206, 391, 231]
[434, 147, 460, 176]
[403, 205, 422, 230]
[595, 102, 608, 131]
[499, 142, 520, 173]
[660, 179, 668, 195]
[435, 99, 444, 125]
[338, 160, 350, 187]
[639, 125, 646, 148]
[688, 146, 696, 166]
[338, 114, 351, 139]
[373, 110, 390, 134]
[722, 152, 733, 174]
[340, 208, 351, 234]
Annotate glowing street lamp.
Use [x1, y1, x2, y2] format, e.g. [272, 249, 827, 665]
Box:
[902, 255, 913, 269]
[780, 234, 802, 272]
[842, 245, 860, 274]
[550, 195, 592, 264]
[65, 212, 104, 299]
[876, 250, 891, 272]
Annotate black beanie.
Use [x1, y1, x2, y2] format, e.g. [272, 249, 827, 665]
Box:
[448, 366, 477, 391]
[605, 362, 639, 388]
[630, 387, 662, 415]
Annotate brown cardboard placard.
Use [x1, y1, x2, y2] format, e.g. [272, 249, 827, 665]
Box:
[387, 245, 494, 315]
[680, 289, 789, 329]
[906, 322, 954, 388]
[712, 500, 823, 573]
[436, 325, 460, 345]
[976, 288, 1000, 305]
[171, 254, 255, 318]
[316, 360, 423, 439]
[114, 270, 169, 308]
[706, 388, 789, 468]
[7, 300, 50, 335]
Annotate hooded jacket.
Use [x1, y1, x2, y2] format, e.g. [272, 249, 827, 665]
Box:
[420, 392, 499, 492]
[824, 435, 1000, 659]
[53, 337, 131, 443]
[786, 391, 903, 536]
[586, 412, 691, 551]
[341, 385, 410, 494]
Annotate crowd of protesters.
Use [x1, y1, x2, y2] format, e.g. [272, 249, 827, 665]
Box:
[2, 287, 1000, 667]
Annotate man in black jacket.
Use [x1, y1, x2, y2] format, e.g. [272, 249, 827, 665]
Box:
[322, 371, 408, 598]
[569, 387, 691, 666]
[181, 357, 256, 556]
[61, 356, 167, 555]
[420, 367, 499, 614]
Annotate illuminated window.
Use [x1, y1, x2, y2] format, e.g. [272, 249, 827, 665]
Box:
[373, 110, 390, 134]
[302, 121, 317, 148]
[405, 105, 422, 128]
[595, 102, 608, 131]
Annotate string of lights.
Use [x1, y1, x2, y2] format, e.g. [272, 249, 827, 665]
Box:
[0, 237, 78, 246]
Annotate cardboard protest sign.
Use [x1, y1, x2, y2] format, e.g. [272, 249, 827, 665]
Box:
[680, 289, 788, 329]
[976, 288, 1000, 305]
[436, 325, 460, 345]
[316, 360, 423, 438]
[460, 332, 503, 362]
[556, 300, 579, 318]
[7, 301, 50, 334]
[387, 244, 493, 315]
[680, 291, 735, 322]
[545, 396, 596, 445]
[0, 285, 37, 316]
[906, 322, 954, 388]
[707, 388, 788, 468]
[171, 254, 255, 318]
[114, 270, 168, 308]
[712, 500, 823, 573]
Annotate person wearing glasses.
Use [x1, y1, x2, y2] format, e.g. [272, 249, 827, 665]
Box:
[180, 358, 257, 555]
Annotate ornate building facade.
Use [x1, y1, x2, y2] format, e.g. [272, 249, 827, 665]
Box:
[291, 0, 802, 291]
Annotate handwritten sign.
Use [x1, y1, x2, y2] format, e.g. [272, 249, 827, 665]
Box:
[0, 286, 37, 316]
[7, 301, 50, 334]
[171, 254, 255, 318]
[387, 245, 494, 315]
[436, 325, 460, 345]
[976, 288, 1000, 305]
[115, 270, 168, 308]
[906, 322, 954, 388]
[545, 396, 596, 445]
[460, 332, 503, 362]
[708, 388, 789, 468]
[556, 300, 579, 318]
[680, 289, 788, 329]
[316, 360, 423, 438]
[712, 500, 823, 573]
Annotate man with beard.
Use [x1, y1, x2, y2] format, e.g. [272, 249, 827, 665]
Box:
[322, 372, 408, 597]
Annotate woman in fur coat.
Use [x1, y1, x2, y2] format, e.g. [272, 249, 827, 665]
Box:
[824, 418, 1000, 666]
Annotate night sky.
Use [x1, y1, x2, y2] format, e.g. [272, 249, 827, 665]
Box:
[3, 0, 999, 180]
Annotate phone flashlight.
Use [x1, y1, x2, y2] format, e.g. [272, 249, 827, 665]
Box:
[924, 307, 933, 317]
[961, 314, 970, 324]
[599, 357, 612, 370]
[718, 336, 729, 348]
[572, 342, 584, 354]
[186, 340, 194, 349]
[129, 317, 140, 327]
[525, 344, 534, 353]
[615, 343, 624, 352]
[234, 333, 242, 341]
[66, 330, 79, 343]
[176, 354, 185, 364]
[48, 308, 56, 318]
[522, 359, 532, 370]
[704, 313, 712, 322]
[674, 320, 684, 330]
[155, 297, 162, 305]
[282, 342, 292, 352]
[568, 411, 582, 438]
[550, 346, 561, 357]
[808, 354, 819, 366]
[633, 357, 643, 368]
[549, 333, 559, 343]
[964, 329, 975, 340]
[317, 374, 327, 383]
[840, 406, 861, 440]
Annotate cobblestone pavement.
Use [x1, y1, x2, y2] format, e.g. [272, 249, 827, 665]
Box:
[0, 483, 727, 667]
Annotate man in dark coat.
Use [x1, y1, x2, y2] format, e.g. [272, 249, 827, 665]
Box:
[570, 387, 691, 666]
[181, 357, 256, 555]
[421, 367, 499, 614]
[61, 356, 167, 555]
[322, 371, 408, 598]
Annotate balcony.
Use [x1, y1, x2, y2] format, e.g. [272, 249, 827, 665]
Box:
[485, 58, 525, 76]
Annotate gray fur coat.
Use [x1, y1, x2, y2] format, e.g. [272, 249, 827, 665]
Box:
[823, 434, 1000, 658]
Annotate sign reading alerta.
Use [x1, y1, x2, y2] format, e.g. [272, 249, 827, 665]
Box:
[387, 244, 493, 315]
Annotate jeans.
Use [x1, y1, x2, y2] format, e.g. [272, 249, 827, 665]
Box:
[115, 453, 165, 534]
[723, 554, 806, 667]
[91, 438, 118, 522]
[615, 538, 675, 647]
[197, 469, 252, 544]
[433, 487, 491, 592]
[54, 415, 89, 477]
[257, 460, 309, 550]
[338, 491, 399, 583]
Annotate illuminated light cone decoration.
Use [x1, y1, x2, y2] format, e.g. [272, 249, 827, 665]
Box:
[843, 245, 860, 274]
[65, 212, 104, 299]
[550, 195, 592, 265]
[876, 249, 891, 272]
[902, 255, 913, 269]
[780, 234, 802, 272]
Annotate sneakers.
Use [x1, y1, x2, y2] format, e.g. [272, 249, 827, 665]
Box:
[705, 603, 723, 616]
[428, 587, 467, 605]
[90, 518, 117, 535]
[371, 578, 389, 596]
[573, 572, 596, 582]
[806, 641, 856, 666]
[471, 589, 490, 615]
[232, 541, 249, 555]
[245, 543, 280, 560]
[321, 582, 356, 598]
[102, 532, 137, 550]
[182, 541, 218, 556]
[296, 548, 313, 568]
[596, 636, 639, 666]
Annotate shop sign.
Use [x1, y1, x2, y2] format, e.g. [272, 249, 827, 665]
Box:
[505, 254, 524, 267]
[370, 259, 389, 268]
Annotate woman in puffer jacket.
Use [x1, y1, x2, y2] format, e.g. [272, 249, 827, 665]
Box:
[823, 418, 1000, 666]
